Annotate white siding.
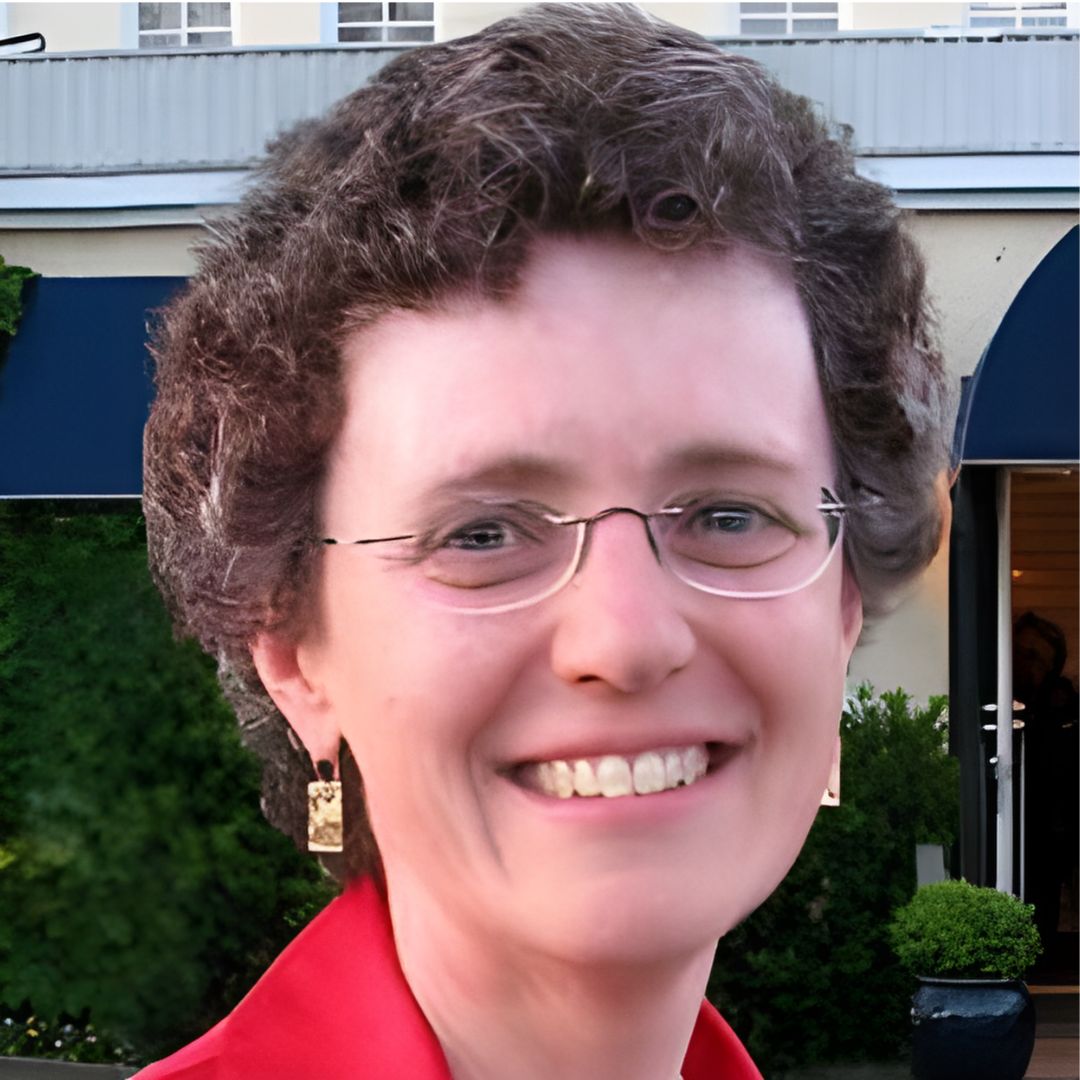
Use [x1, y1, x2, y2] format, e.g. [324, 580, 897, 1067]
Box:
[1, 36, 1076, 174]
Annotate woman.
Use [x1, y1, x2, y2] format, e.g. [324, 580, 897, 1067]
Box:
[137, 5, 951, 1077]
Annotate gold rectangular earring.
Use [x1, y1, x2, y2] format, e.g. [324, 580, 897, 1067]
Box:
[308, 758, 343, 852]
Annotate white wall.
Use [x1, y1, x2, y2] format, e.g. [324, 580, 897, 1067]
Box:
[848, 211, 1079, 702]
[0, 225, 203, 275]
[850, 3, 965, 30]
[7, 2, 125, 51]
[235, 2, 320, 46]
[436, 2, 525, 42]
[8, 2, 325, 51]
[639, 3, 740, 36]
[910, 212, 1079, 387]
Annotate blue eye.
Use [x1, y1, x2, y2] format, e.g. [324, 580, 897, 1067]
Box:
[444, 521, 517, 551]
[415, 502, 571, 591]
[666, 496, 799, 570]
[691, 506, 757, 533]
[427, 503, 553, 556]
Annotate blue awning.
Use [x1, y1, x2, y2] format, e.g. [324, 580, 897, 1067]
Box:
[956, 226, 1079, 464]
[3, 239, 1077, 496]
[0, 276, 185, 497]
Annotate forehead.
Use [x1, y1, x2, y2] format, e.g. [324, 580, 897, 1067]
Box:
[326, 237, 834, 519]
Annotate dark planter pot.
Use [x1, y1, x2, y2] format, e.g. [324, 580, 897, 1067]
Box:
[910, 977, 1036, 1080]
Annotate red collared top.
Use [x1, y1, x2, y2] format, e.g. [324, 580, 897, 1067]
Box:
[136, 878, 762, 1079]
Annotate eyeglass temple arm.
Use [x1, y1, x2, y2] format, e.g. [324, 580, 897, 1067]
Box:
[818, 487, 846, 515]
[317, 533, 416, 546]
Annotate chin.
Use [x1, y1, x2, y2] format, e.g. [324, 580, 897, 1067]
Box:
[504, 873, 754, 969]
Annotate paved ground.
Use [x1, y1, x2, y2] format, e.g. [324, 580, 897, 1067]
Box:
[0, 1064, 135, 1078]
[1025, 989, 1080, 1080]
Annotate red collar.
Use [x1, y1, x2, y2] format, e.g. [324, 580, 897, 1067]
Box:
[138, 878, 761, 1079]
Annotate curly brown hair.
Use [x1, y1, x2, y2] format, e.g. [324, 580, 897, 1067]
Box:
[143, 2, 952, 878]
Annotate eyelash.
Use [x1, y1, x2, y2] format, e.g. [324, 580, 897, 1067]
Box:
[667, 491, 798, 534]
[399, 502, 559, 561]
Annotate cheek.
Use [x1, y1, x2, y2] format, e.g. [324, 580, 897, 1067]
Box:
[729, 587, 849, 770]
[723, 595, 848, 894]
[318, 580, 534, 828]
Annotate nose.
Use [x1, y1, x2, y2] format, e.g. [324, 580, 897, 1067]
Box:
[549, 510, 696, 693]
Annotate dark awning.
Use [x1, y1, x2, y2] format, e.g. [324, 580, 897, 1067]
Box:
[956, 226, 1079, 465]
[0, 276, 184, 497]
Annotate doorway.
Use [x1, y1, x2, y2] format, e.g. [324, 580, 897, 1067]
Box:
[1011, 469, 1079, 982]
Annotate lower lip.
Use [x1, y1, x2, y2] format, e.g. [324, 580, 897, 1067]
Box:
[501, 749, 740, 826]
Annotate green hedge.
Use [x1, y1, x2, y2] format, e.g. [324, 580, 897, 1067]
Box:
[0, 503, 337, 1064]
[708, 685, 959, 1074]
[1, 504, 962, 1070]
[0, 255, 37, 338]
[890, 880, 1041, 981]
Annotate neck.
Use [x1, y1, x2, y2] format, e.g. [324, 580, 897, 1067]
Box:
[387, 883, 715, 1080]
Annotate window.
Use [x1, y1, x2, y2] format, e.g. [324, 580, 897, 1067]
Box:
[337, 2, 435, 46]
[739, 2, 839, 35]
[138, 2, 232, 48]
[966, 3, 1068, 29]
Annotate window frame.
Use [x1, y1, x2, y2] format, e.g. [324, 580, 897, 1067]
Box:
[137, 2, 233, 49]
[336, 1, 436, 47]
[738, 2, 841, 36]
[965, 2, 1068, 29]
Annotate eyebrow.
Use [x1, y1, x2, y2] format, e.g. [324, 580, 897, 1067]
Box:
[409, 454, 578, 509]
[661, 440, 800, 475]
[411, 441, 800, 508]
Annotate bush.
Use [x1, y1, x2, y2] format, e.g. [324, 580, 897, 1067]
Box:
[889, 880, 1041, 981]
[0, 255, 37, 338]
[0, 502, 339, 1064]
[708, 685, 959, 1073]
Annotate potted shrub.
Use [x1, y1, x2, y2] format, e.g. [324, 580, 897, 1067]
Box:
[889, 879, 1042, 1080]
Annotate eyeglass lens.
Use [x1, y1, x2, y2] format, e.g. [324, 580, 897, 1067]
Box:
[389, 491, 841, 611]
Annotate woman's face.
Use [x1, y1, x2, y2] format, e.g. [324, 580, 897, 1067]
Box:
[288, 236, 861, 964]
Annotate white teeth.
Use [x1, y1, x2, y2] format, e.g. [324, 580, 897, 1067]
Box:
[663, 750, 684, 788]
[596, 756, 633, 797]
[536, 761, 553, 792]
[683, 744, 708, 782]
[527, 744, 713, 799]
[632, 752, 666, 795]
[551, 760, 575, 800]
[573, 759, 600, 797]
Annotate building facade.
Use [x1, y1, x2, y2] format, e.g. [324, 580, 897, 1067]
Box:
[2, 0, 1078, 970]
[3, 2, 1080, 52]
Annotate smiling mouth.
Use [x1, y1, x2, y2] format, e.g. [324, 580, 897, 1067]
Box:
[512, 743, 727, 800]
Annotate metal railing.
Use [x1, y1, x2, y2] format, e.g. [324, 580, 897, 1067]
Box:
[0, 32, 45, 57]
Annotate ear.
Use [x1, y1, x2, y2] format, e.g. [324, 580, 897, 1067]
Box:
[250, 631, 342, 769]
[840, 564, 864, 661]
